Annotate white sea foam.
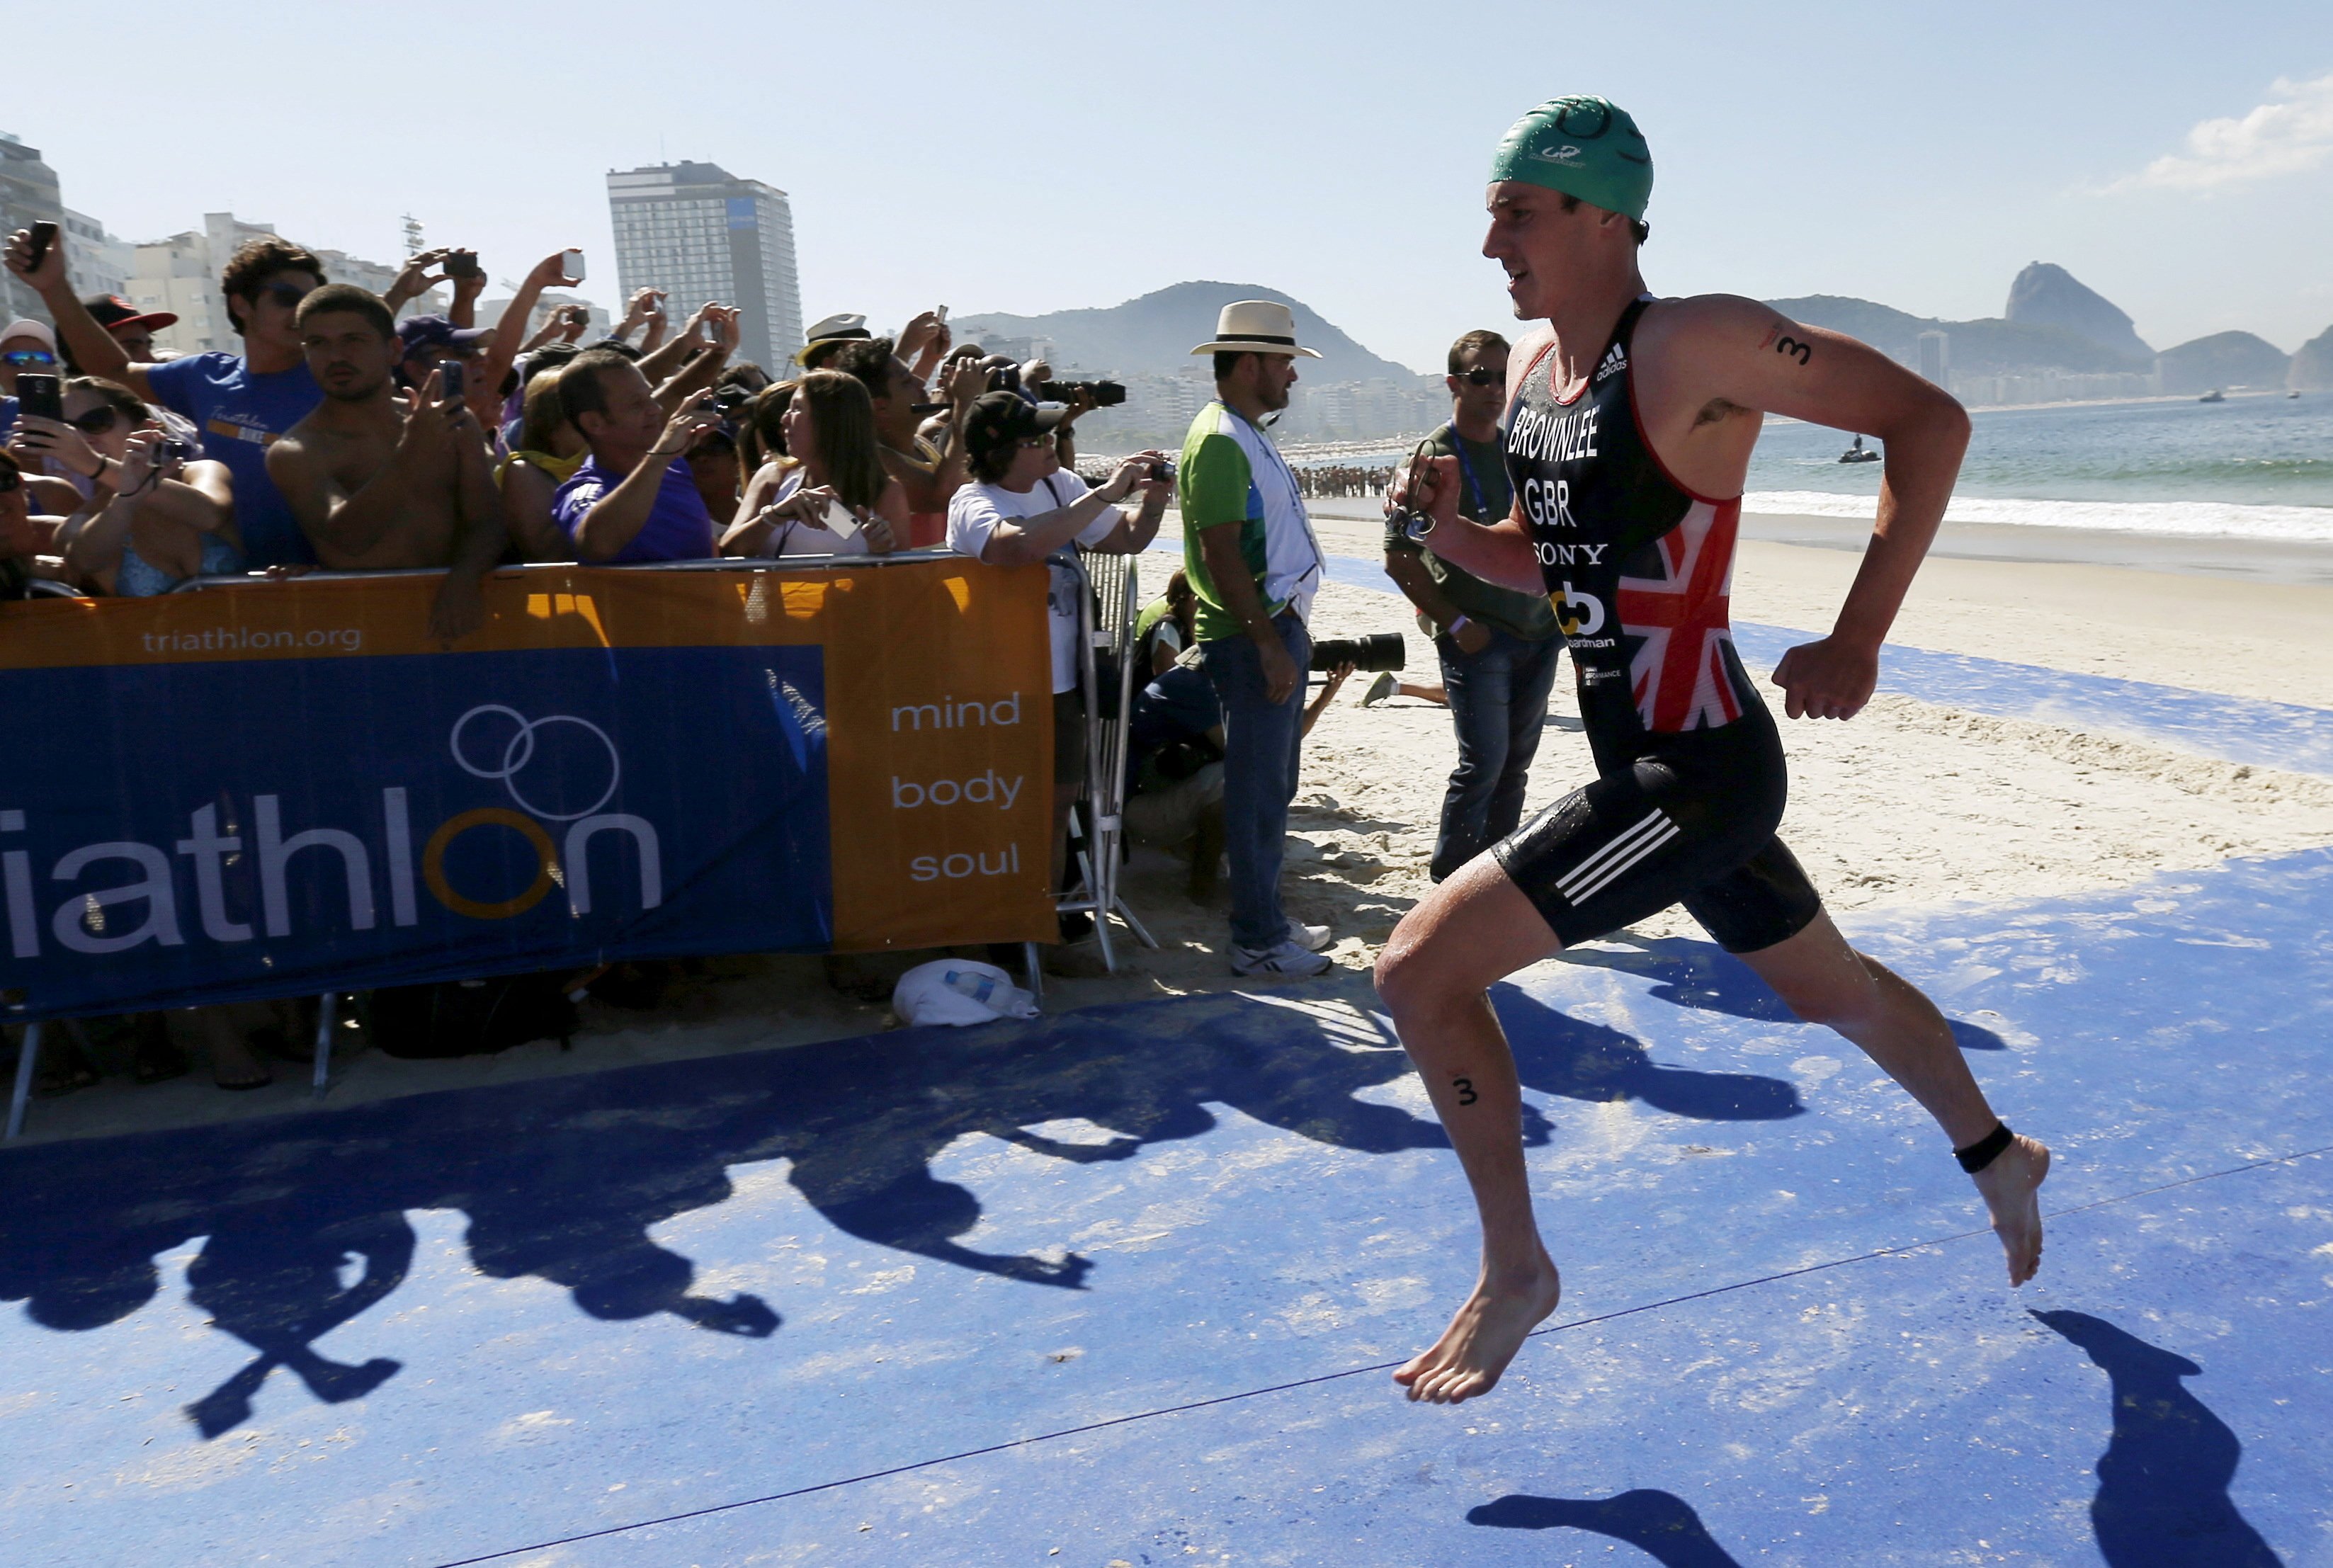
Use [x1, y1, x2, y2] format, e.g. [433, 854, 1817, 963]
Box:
[1743, 490, 2333, 545]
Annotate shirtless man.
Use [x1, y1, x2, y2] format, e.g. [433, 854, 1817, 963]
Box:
[1373, 96, 2050, 1406]
[266, 285, 506, 640]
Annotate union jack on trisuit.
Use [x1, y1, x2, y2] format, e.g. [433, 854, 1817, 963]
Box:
[1616, 497, 1745, 732]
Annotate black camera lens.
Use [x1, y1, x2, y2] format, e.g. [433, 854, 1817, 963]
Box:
[1308, 633, 1405, 674]
[159, 438, 195, 462]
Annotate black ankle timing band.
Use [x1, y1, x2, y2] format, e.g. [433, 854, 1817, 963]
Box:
[1954, 1122, 2014, 1174]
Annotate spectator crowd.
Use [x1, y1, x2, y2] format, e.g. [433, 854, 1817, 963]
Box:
[1292, 463, 1395, 499]
[0, 232, 1148, 609]
[0, 225, 1183, 1092]
[1, 227, 1529, 1109]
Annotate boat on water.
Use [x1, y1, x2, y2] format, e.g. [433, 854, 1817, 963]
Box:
[2291, 390, 2303, 399]
[2198, 388, 2226, 403]
[1838, 433, 1881, 464]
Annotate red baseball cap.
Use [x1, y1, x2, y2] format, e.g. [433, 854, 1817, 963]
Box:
[85, 294, 178, 334]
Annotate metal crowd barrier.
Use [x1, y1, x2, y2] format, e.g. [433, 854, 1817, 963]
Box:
[1057, 550, 1157, 975]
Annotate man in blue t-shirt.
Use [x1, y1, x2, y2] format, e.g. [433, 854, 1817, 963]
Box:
[551, 347, 721, 562]
[4, 228, 324, 568]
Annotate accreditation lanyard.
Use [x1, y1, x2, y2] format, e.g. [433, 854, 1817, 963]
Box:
[1449, 438, 1491, 519]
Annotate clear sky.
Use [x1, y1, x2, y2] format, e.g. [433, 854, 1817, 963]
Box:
[9, 1, 2329, 373]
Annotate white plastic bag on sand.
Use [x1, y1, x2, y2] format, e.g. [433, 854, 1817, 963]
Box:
[891, 959, 1040, 1027]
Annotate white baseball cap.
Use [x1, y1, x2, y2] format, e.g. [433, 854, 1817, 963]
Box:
[0, 319, 59, 353]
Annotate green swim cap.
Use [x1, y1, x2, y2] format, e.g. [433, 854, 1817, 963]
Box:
[1487, 96, 1654, 220]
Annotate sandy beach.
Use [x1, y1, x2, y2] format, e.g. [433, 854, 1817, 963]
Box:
[18, 507, 2333, 1144]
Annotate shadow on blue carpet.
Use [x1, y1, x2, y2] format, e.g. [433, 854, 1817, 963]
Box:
[0, 973, 1802, 1440]
[2035, 1309, 2286, 1567]
[1470, 1487, 1747, 1565]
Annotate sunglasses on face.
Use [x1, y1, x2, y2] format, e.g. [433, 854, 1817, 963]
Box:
[1452, 367, 1508, 386]
[1014, 436, 1052, 450]
[0, 465, 18, 493]
[256, 281, 313, 309]
[3, 349, 57, 368]
[67, 407, 123, 435]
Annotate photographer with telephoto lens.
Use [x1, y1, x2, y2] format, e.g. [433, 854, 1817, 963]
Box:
[1383, 329, 1565, 882]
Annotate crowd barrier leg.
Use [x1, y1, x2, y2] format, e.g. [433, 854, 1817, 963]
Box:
[311, 992, 337, 1098]
[1074, 828, 1117, 975]
[6, 1022, 42, 1140]
[1094, 555, 1158, 954]
[1023, 942, 1044, 1004]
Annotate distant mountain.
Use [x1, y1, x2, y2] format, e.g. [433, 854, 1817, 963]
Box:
[955, 281, 1425, 383]
[2291, 323, 2333, 391]
[2156, 331, 2291, 394]
[2004, 262, 2153, 364]
[1768, 295, 2147, 376]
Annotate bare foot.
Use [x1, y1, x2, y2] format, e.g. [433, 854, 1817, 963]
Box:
[1971, 1135, 2051, 1286]
[1393, 1258, 1562, 1404]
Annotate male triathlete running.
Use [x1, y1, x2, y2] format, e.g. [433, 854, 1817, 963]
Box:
[1375, 96, 2050, 1405]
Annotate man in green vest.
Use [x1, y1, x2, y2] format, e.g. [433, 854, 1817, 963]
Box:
[1178, 300, 1333, 976]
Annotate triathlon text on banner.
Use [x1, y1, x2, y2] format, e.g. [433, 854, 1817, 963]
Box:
[0, 559, 1055, 1021]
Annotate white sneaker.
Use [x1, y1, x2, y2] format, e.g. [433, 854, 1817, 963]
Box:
[1231, 938, 1333, 977]
[1361, 672, 1397, 708]
[1294, 921, 1334, 952]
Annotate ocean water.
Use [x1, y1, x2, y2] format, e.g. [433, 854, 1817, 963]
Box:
[1746, 391, 2333, 544]
[1302, 390, 2332, 545]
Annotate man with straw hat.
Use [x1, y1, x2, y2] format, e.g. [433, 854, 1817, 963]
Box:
[1179, 300, 1334, 977]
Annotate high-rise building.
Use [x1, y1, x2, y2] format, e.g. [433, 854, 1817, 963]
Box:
[0, 132, 64, 325]
[606, 161, 802, 374]
[1916, 329, 1951, 387]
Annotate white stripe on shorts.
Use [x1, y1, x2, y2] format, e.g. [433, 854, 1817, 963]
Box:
[1556, 808, 1681, 906]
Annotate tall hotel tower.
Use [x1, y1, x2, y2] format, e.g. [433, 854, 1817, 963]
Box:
[605, 161, 803, 373]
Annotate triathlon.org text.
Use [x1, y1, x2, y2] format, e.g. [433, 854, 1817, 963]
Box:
[141, 627, 365, 654]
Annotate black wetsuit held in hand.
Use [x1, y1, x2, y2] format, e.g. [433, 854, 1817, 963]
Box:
[1489, 297, 1824, 953]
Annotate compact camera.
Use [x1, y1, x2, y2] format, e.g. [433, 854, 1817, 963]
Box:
[157, 438, 196, 464]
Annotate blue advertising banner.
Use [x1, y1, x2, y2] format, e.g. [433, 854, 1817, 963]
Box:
[0, 562, 1055, 1021]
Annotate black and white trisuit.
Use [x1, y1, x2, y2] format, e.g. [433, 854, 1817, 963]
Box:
[1491, 295, 1824, 953]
